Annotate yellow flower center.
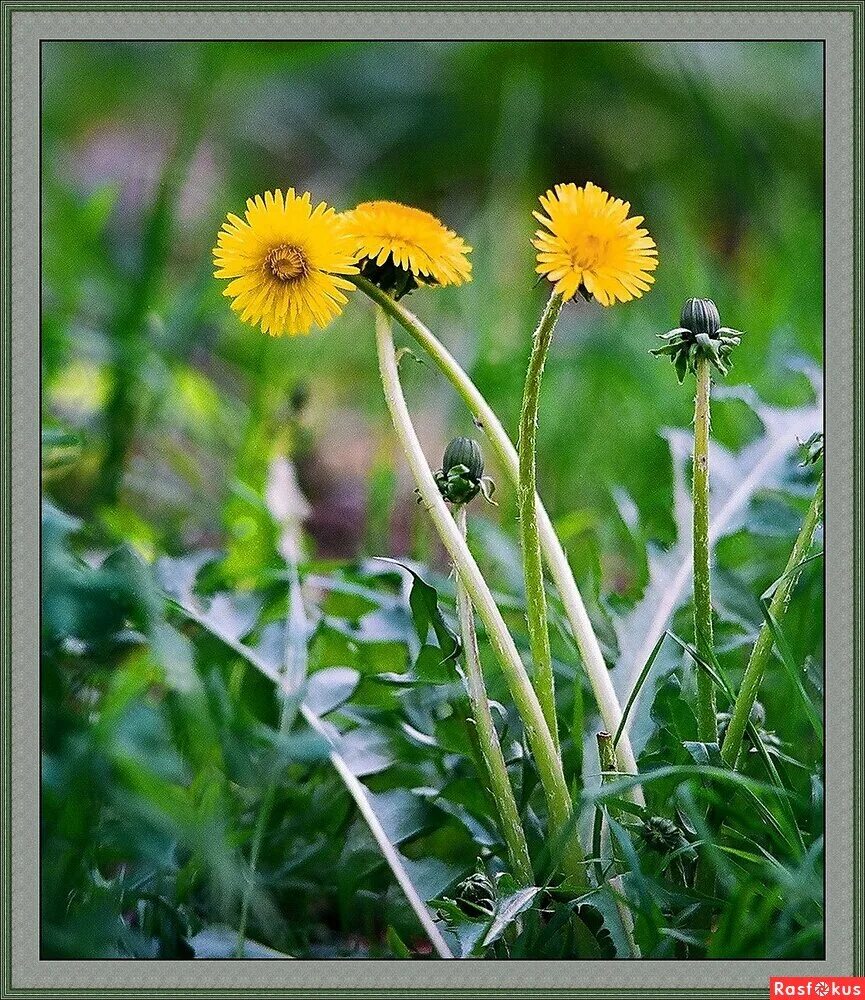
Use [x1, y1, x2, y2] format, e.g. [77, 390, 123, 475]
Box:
[266, 244, 309, 282]
[571, 233, 607, 270]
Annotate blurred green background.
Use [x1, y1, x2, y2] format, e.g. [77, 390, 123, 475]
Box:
[42, 39, 823, 584]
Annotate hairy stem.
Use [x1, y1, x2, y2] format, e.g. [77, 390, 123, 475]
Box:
[455, 507, 534, 886]
[693, 357, 717, 743]
[375, 308, 584, 882]
[518, 290, 564, 750]
[353, 276, 643, 807]
[721, 473, 824, 768]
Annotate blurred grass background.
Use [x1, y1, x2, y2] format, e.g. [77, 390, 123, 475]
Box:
[41, 38, 823, 593]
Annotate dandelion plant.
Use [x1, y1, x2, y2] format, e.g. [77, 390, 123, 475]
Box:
[652, 297, 742, 743]
[433, 437, 533, 886]
[374, 310, 583, 883]
[526, 181, 658, 746]
[349, 273, 644, 800]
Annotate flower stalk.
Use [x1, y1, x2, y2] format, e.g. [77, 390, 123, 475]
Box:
[721, 472, 824, 768]
[455, 506, 534, 886]
[693, 355, 718, 743]
[652, 298, 743, 745]
[374, 307, 584, 883]
[354, 275, 643, 806]
[595, 731, 640, 958]
[518, 290, 564, 751]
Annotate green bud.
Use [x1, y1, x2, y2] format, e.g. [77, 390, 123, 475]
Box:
[453, 870, 496, 917]
[442, 436, 484, 481]
[651, 297, 743, 383]
[799, 431, 824, 467]
[433, 437, 496, 507]
[680, 297, 720, 339]
[641, 815, 684, 853]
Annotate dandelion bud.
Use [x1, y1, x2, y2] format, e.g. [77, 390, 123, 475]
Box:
[433, 437, 497, 507]
[641, 815, 684, 853]
[800, 431, 824, 467]
[680, 297, 721, 339]
[442, 436, 484, 482]
[651, 297, 743, 383]
[453, 870, 496, 916]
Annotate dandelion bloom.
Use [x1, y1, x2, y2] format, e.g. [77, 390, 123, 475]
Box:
[532, 181, 657, 306]
[213, 189, 357, 336]
[340, 200, 472, 298]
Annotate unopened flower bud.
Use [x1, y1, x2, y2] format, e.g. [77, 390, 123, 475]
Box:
[641, 815, 684, 853]
[651, 297, 743, 383]
[453, 870, 496, 916]
[680, 297, 721, 339]
[433, 437, 496, 507]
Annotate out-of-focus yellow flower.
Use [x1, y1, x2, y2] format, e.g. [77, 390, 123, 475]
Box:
[533, 181, 657, 306]
[213, 189, 357, 336]
[340, 200, 472, 298]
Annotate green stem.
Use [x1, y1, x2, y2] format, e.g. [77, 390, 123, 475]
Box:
[375, 308, 584, 883]
[455, 507, 534, 886]
[595, 731, 640, 958]
[518, 290, 564, 751]
[353, 275, 643, 808]
[721, 473, 824, 769]
[693, 357, 717, 743]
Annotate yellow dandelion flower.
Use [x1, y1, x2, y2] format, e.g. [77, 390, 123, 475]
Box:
[213, 189, 358, 336]
[532, 181, 658, 306]
[340, 200, 472, 299]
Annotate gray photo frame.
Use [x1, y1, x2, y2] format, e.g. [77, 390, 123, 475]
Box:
[3, 4, 861, 997]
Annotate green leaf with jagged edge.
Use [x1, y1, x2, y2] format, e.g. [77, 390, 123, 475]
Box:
[611, 365, 823, 755]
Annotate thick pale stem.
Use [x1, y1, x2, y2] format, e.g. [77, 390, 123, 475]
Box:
[721, 474, 824, 768]
[353, 276, 643, 808]
[455, 507, 534, 886]
[518, 290, 564, 751]
[693, 357, 717, 743]
[375, 308, 584, 881]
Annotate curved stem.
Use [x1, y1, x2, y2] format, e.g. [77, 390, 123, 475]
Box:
[375, 308, 584, 882]
[353, 275, 643, 807]
[693, 357, 717, 743]
[518, 290, 564, 751]
[455, 507, 534, 886]
[721, 473, 824, 768]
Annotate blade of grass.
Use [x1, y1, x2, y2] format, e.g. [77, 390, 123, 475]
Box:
[612, 632, 667, 750]
[721, 474, 823, 769]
